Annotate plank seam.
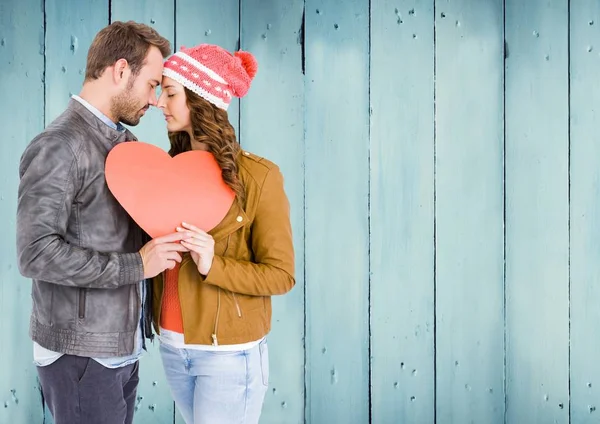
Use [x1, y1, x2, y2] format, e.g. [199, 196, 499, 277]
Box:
[567, 0, 572, 421]
[433, 0, 438, 422]
[301, 1, 307, 422]
[367, 0, 373, 421]
[502, 0, 507, 422]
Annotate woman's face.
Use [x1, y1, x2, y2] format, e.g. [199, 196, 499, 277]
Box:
[157, 76, 192, 134]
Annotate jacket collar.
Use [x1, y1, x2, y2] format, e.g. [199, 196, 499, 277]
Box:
[67, 99, 137, 149]
[209, 200, 249, 242]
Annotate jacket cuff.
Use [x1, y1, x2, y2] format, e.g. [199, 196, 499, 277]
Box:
[118, 252, 144, 285]
[203, 256, 225, 286]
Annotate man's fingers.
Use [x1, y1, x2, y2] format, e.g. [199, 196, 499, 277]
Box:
[157, 242, 190, 252]
[154, 231, 192, 244]
[163, 252, 182, 263]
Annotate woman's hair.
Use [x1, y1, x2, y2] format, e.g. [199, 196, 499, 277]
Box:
[168, 88, 245, 204]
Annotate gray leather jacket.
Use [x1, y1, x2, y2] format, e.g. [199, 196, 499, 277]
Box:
[17, 99, 151, 357]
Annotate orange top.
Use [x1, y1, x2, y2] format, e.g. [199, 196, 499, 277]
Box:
[160, 262, 184, 333]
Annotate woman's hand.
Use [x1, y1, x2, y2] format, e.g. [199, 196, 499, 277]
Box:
[178, 222, 215, 276]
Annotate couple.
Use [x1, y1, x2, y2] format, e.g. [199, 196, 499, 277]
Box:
[16, 21, 295, 424]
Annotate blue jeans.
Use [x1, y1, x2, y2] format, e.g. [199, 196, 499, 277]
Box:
[159, 339, 269, 424]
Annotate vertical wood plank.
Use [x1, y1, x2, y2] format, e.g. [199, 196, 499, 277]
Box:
[505, 1, 570, 423]
[174, 5, 241, 423]
[570, 2, 600, 422]
[0, 0, 45, 422]
[304, 0, 370, 422]
[176, 0, 240, 137]
[435, 1, 505, 423]
[370, 1, 435, 423]
[45, 0, 108, 124]
[111, 0, 175, 151]
[240, 1, 305, 423]
[110, 3, 176, 423]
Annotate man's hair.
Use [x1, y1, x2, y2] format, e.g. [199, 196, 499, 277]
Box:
[84, 21, 171, 81]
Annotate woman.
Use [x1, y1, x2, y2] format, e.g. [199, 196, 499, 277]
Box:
[153, 43, 295, 424]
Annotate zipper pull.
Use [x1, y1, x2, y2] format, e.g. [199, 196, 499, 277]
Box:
[212, 334, 218, 346]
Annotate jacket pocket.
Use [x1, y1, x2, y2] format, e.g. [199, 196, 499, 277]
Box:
[78, 288, 87, 319]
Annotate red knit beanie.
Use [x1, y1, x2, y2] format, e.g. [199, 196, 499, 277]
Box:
[162, 44, 258, 111]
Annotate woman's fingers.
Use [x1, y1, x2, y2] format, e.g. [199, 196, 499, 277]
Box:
[181, 240, 209, 252]
[180, 222, 208, 236]
[182, 237, 211, 248]
[177, 226, 212, 241]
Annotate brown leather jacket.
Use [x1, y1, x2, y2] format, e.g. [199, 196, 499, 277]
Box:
[152, 150, 295, 345]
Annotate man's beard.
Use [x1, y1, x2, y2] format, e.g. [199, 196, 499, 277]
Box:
[110, 77, 148, 126]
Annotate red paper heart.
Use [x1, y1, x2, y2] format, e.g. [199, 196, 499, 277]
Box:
[105, 141, 235, 238]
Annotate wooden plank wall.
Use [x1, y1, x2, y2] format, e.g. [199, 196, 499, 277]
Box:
[2, 0, 600, 423]
[0, 0, 45, 422]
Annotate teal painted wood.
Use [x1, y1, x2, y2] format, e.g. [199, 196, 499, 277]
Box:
[176, 0, 240, 138]
[111, 0, 175, 152]
[44, 0, 108, 124]
[43, 2, 109, 421]
[305, 0, 370, 422]
[370, 1, 434, 423]
[435, 1, 505, 423]
[569, 1, 600, 422]
[0, 0, 45, 422]
[505, 1, 570, 423]
[240, 1, 305, 423]
[110, 3, 177, 423]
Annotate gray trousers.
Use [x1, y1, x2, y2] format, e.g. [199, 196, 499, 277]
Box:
[37, 354, 139, 424]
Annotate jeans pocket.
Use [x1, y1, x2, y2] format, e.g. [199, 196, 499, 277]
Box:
[259, 339, 269, 387]
[77, 357, 93, 384]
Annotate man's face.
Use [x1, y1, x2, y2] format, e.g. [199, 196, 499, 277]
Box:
[111, 46, 164, 126]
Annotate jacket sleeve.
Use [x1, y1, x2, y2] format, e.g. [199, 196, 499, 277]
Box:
[16, 135, 144, 288]
[204, 166, 295, 296]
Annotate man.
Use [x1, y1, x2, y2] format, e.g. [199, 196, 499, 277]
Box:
[16, 21, 188, 424]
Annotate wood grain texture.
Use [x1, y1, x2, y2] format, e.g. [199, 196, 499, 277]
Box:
[0, 0, 45, 420]
[505, 1, 570, 422]
[304, 0, 370, 422]
[45, 0, 108, 123]
[370, 1, 435, 423]
[570, 1, 600, 422]
[435, 0, 505, 423]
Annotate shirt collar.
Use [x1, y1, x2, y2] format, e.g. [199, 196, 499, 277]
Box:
[71, 94, 126, 133]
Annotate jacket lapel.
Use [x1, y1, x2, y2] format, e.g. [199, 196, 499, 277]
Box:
[208, 200, 249, 242]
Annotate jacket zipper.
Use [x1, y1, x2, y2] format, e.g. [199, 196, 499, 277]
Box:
[212, 235, 232, 346]
[232, 292, 242, 317]
[212, 289, 221, 346]
[78, 288, 86, 319]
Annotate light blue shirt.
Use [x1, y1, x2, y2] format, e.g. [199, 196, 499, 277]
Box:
[33, 95, 145, 369]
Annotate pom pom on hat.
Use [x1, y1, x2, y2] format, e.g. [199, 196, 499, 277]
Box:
[235, 51, 258, 79]
[162, 44, 259, 111]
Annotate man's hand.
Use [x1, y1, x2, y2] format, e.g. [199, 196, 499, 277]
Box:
[139, 232, 190, 278]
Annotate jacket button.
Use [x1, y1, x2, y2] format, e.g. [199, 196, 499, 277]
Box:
[236, 216, 243, 222]
[243, 151, 250, 156]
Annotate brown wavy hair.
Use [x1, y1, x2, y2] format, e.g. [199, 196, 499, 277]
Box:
[168, 89, 245, 204]
[85, 21, 171, 81]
